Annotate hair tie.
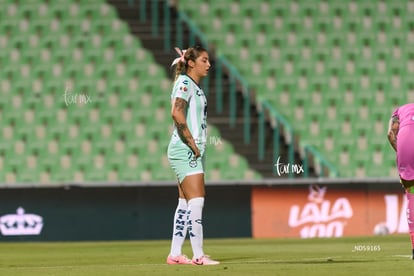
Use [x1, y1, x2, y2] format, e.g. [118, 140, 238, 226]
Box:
[171, 47, 187, 67]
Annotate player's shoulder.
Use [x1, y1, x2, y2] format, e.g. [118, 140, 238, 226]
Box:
[172, 74, 192, 96]
[395, 103, 414, 116]
[403, 103, 414, 110]
[176, 74, 191, 86]
[175, 74, 193, 92]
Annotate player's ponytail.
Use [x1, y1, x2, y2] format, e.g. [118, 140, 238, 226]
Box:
[171, 47, 187, 81]
[171, 45, 207, 81]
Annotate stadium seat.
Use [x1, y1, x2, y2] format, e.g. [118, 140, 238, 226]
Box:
[0, 0, 261, 184]
[178, 0, 412, 178]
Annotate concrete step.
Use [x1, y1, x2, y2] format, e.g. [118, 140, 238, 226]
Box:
[106, 0, 318, 179]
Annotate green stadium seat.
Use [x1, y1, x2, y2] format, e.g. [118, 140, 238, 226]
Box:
[0, 0, 263, 184]
[179, 0, 413, 177]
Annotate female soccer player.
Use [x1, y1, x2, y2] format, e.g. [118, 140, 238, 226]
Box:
[388, 103, 414, 259]
[166, 45, 219, 265]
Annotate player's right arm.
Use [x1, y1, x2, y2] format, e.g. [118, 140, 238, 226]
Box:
[387, 115, 399, 152]
[171, 97, 201, 158]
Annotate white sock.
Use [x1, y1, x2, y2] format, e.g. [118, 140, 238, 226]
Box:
[169, 198, 188, 257]
[187, 197, 205, 259]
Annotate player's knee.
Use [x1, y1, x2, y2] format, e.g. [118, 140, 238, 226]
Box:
[188, 197, 204, 208]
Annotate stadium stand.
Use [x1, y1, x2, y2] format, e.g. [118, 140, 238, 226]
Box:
[0, 0, 261, 184]
[178, 0, 414, 177]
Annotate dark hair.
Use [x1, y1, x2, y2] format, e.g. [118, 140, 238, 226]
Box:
[173, 45, 207, 80]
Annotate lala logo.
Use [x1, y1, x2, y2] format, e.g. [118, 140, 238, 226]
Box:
[288, 185, 353, 238]
[382, 194, 408, 234]
[0, 207, 44, 236]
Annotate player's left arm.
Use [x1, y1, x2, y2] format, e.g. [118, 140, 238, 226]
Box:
[171, 97, 200, 159]
[387, 115, 399, 152]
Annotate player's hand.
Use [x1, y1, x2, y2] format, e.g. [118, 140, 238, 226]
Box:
[193, 147, 201, 159]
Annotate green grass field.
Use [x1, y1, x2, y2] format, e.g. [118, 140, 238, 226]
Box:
[0, 235, 413, 276]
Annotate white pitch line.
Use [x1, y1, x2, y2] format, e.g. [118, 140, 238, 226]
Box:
[392, 255, 412, 258]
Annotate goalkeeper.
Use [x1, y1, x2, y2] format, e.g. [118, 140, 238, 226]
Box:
[388, 103, 414, 260]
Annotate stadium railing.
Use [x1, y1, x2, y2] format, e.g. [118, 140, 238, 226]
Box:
[147, 0, 339, 178]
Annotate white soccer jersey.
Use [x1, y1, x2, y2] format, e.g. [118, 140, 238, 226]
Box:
[171, 74, 207, 145]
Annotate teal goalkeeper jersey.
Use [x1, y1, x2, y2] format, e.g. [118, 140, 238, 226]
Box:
[170, 74, 207, 145]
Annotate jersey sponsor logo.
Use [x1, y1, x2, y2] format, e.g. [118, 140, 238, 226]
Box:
[189, 160, 198, 168]
[180, 86, 188, 92]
